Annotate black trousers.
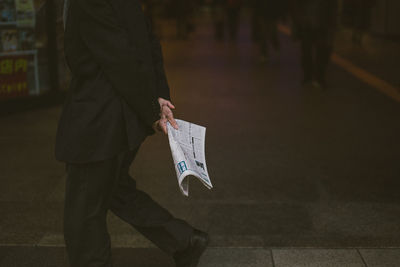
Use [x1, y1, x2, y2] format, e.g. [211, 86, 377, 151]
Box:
[300, 31, 333, 84]
[258, 18, 280, 57]
[226, 7, 241, 40]
[64, 147, 194, 267]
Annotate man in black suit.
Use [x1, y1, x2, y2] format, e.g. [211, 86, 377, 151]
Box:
[56, 0, 209, 266]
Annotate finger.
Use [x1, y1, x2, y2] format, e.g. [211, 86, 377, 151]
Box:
[167, 102, 175, 109]
[161, 106, 173, 118]
[161, 120, 168, 135]
[159, 118, 168, 132]
[165, 107, 174, 118]
[164, 108, 175, 121]
[160, 100, 175, 109]
[167, 115, 179, 130]
[153, 120, 160, 132]
[160, 106, 168, 116]
[158, 121, 164, 132]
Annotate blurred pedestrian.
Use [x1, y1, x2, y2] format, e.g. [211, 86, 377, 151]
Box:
[253, 0, 288, 61]
[351, 0, 375, 46]
[291, 0, 338, 88]
[212, 0, 226, 40]
[172, 0, 195, 39]
[226, 0, 242, 41]
[57, 0, 209, 266]
[250, 0, 260, 43]
[141, 0, 156, 28]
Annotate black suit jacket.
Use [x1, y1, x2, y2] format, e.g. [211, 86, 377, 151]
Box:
[55, 0, 170, 163]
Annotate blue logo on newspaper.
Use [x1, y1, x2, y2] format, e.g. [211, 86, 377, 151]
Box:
[177, 161, 187, 175]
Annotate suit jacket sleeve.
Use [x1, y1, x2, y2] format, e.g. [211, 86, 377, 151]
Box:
[146, 19, 171, 101]
[77, 0, 160, 128]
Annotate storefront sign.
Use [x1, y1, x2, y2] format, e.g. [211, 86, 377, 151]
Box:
[0, 54, 30, 98]
[15, 0, 35, 28]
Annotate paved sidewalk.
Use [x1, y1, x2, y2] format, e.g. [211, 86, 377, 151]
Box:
[334, 28, 400, 88]
[1, 246, 400, 266]
[0, 14, 399, 267]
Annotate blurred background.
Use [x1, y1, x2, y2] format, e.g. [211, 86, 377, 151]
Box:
[1, 0, 400, 108]
[0, 0, 400, 266]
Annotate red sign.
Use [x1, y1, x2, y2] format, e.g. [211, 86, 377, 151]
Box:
[0, 55, 30, 99]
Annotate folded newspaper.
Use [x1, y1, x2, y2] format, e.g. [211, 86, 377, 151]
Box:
[167, 119, 213, 196]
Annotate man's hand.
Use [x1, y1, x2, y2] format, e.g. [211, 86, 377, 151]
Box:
[153, 98, 178, 135]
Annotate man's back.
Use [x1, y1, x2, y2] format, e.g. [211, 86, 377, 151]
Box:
[56, 0, 169, 163]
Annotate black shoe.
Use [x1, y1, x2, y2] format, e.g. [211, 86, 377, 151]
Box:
[302, 78, 312, 88]
[313, 79, 327, 89]
[174, 229, 209, 267]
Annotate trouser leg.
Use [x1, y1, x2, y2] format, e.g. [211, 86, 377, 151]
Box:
[227, 9, 239, 40]
[260, 20, 280, 57]
[110, 149, 194, 255]
[301, 36, 314, 82]
[251, 11, 260, 42]
[316, 34, 333, 84]
[213, 7, 225, 40]
[214, 20, 224, 40]
[268, 21, 280, 51]
[258, 18, 268, 58]
[64, 155, 122, 267]
[177, 16, 188, 39]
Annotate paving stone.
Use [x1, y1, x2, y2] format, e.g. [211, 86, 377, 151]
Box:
[208, 203, 312, 237]
[38, 232, 265, 249]
[198, 248, 273, 267]
[359, 249, 400, 267]
[272, 249, 366, 267]
[0, 247, 174, 267]
[0, 202, 62, 245]
[209, 235, 264, 248]
[0, 247, 69, 267]
[0, 247, 12, 264]
[113, 248, 175, 267]
[311, 203, 400, 247]
[38, 233, 157, 249]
